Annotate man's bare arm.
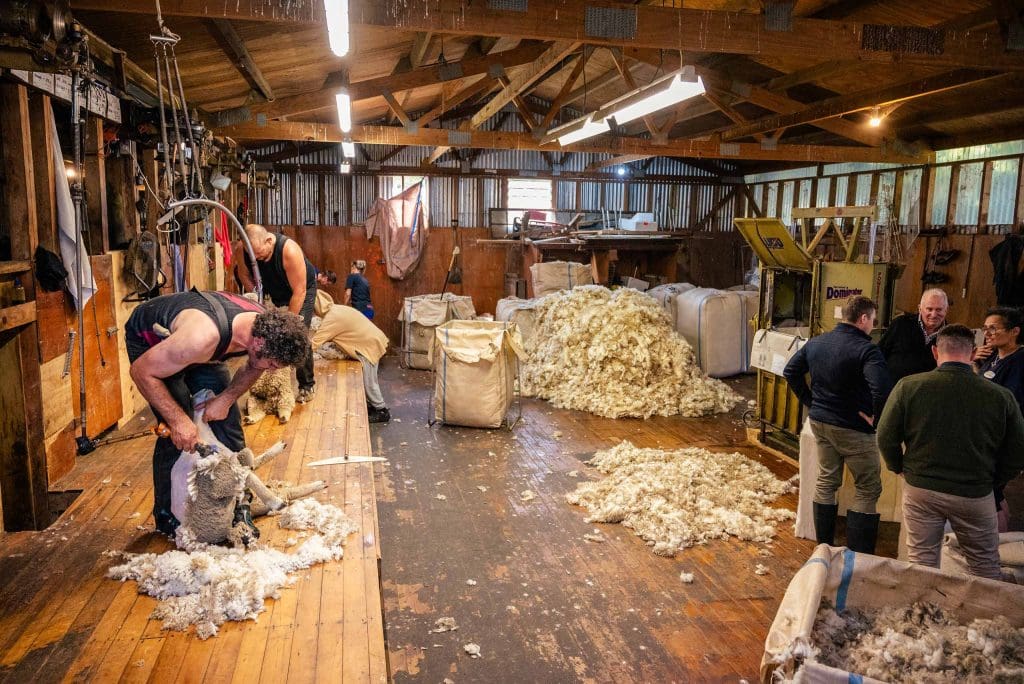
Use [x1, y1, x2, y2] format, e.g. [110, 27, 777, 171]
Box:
[282, 241, 307, 314]
[199, 359, 267, 422]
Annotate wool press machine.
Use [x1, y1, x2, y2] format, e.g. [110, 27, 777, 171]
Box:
[734, 206, 901, 454]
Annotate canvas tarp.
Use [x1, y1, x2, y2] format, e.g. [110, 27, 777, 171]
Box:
[433, 320, 524, 429]
[365, 181, 429, 280]
[530, 260, 593, 297]
[495, 296, 544, 345]
[398, 293, 476, 370]
[762, 544, 1024, 683]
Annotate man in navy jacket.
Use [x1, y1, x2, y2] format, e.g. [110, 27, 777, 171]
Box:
[784, 296, 893, 554]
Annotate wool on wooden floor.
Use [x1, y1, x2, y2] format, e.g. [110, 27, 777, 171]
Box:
[0, 358, 386, 684]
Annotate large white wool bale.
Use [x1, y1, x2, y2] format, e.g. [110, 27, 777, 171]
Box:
[529, 260, 593, 297]
[398, 293, 476, 369]
[645, 283, 696, 329]
[675, 288, 756, 378]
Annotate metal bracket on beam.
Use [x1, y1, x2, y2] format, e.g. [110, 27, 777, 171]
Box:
[584, 6, 637, 40]
[488, 0, 528, 10]
[448, 130, 471, 145]
[764, 2, 794, 32]
[488, 63, 507, 79]
[404, 122, 419, 135]
[438, 63, 464, 82]
[719, 142, 741, 156]
[760, 136, 778, 151]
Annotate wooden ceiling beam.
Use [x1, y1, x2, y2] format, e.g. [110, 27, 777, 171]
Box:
[211, 41, 549, 126]
[539, 50, 590, 130]
[217, 120, 930, 164]
[718, 69, 1009, 142]
[423, 40, 579, 164]
[414, 76, 494, 128]
[409, 32, 434, 70]
[587, 154, 654, 171]
[381, 89, 413, 128]
[70, 0, 323, 23]
[353, 0, 1024, 70]
[608, 48, 659, 138]
[205, 19, 275, 102]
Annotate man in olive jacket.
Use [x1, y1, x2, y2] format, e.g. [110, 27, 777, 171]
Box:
[877, 324, 1024, 579]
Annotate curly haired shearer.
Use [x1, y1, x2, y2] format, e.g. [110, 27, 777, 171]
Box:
[252, 309, 309, 366]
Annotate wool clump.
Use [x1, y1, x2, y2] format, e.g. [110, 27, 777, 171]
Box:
[107, 499, 356, 639]
[566, 441, 795, 556]
[521, 286, 740, 419]
[792, 600, 1024, 682]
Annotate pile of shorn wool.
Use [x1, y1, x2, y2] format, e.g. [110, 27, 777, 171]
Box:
[107, 499, 357, 639]
[521, 286, 739, 418]
[566, 441, 796, 556]
[801, 600, 1024, 682]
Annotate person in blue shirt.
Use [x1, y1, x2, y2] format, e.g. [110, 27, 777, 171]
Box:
[345, 260, 374, 319]
[783, 295, 893, 554]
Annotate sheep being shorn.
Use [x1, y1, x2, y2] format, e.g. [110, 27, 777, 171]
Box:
[170, 390, 325, 549]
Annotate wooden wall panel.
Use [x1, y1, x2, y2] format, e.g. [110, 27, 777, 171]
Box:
[36, 288, 70, 364]
[278, 226, 509, 344]
[680, 232, 752, 289]
[44, 423, 76, 485]
[40, 355, 74, 438]
[109, 250, 148, 427]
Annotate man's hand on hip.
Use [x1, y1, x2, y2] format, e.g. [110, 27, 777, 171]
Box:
[858, 411, 874, 427]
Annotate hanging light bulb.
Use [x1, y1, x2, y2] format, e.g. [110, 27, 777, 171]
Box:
[336, 89, 352, 133]
[324, 0, 350, 57]
[868, 106, 883, 128]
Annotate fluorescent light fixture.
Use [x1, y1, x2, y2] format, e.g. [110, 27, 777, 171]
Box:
[543, 114, 609, 147]
[341, 140, 355, 158]
[616, 166, 627, 176]
[336, 89, 352, 133]
[340, 162, 351, 174]
[598, 66, 705, 126]
[324, 0, 349, 57]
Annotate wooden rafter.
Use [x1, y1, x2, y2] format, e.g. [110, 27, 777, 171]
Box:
[217, 120, 931, 164]
[587, 154, 654, 171]
[539, 50, 590, 130]
[381, 90, 413, 128]
[409, 32, 434, 69]
[423, 40, 579, 164]
[415, 76, 494, 128]
[702, 88, 763, 141]
[211, 41, 549, 125]
[719, 69, 1010, 142]
[353, 0, 1024, 70]
[205, 19, 275, 102]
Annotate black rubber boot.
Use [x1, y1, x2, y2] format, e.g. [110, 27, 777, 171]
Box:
[232, 491, 260, 546]
[813, 502, 839, 545]
[152, 446, 181, 537]
[368, 406, 391, 424]
[845, 510, 881, 555]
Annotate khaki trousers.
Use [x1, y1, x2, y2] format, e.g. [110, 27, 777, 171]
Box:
[809, 420, 882, 514]
[903, 482, 1001, 581]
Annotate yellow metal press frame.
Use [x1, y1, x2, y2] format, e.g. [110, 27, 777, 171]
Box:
[793, 205, 877, 263]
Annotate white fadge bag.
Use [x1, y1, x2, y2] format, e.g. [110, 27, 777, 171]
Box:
[645, 283, 695, 329]
[398, 293, 475, 369]
[675, 288, 756, 377]
[529, 260, 593, 297]
[762, 544, 1024, 683]
[433, 320, 524, 429]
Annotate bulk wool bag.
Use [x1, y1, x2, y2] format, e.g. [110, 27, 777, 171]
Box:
[762, 544, 1024, 683]
[675, 288, 757, 378]
[645, 283, 696, 329]
[433, 320, 524, 429]
[398, 293, 476, 370]
[529, 260, 593, 297]
[495, 296, 544, 345]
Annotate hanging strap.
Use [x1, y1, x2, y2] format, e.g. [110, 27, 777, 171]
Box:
[195, 290, 233, 360]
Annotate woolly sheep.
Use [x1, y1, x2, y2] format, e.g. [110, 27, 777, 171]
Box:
[170, 389, 325, 548]
[245, 366, 296, 424]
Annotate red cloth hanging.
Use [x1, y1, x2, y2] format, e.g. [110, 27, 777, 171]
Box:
[214, 210, 233, 269]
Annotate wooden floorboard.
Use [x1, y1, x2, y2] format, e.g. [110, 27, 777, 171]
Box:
[376, 363, 816, 683]
[0, 358, 386, 684]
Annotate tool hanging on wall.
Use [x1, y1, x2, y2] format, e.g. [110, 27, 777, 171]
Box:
[449, 218, 463, 285]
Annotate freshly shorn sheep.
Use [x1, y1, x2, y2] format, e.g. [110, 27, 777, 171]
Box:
[170, 389, 325, 549]
[245, 366, 296, 424]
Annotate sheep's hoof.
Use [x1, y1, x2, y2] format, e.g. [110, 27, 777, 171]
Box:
[278, 414, 290, 424]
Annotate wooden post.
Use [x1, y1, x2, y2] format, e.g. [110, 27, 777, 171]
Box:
[891, 170, 905, 225]
[1015, 157, 1024, 227]
[920, 164, 936, 227]
[290, 172, 299, 225]
[317, 175, 326, 225]
[946, 164, 962, 226]
[344, 175, 353, 226]
[0, 82, 49, 530]
[84, 116, 109, 254]
[827, 177, 837, 206]
[28, 93, 57, 252]
[476, 177, 485, 227]
[845, 174, 857, 206]
[0, 83, 40, 260]
[978, 160, 994, 230]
